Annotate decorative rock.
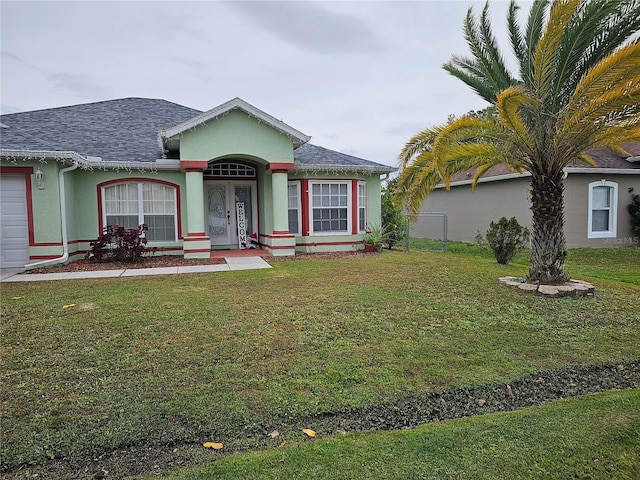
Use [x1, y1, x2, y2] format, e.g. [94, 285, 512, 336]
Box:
[556, 285, 576, 295]
[518, 283, 538, 292]
[538, 285, 559, 296]
[498, 276, 595, 297]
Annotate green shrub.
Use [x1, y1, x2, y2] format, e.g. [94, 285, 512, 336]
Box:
[484, 217, 529, 265]
[381, 178, 409, 248]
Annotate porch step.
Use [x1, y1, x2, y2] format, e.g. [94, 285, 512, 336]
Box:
[224, 256, 272, 270]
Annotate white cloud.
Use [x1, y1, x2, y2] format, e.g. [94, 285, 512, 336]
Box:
[0, 0, 532, 166]
[223, 1, 389, 55]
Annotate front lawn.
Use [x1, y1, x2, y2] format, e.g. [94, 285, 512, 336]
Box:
[163, 389, 640, 479]
[1, 247, 639, 478]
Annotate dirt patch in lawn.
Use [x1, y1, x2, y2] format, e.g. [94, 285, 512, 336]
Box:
[4, 360, 638, 480]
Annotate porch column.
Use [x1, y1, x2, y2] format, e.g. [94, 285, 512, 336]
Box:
[181, 161, 211, 259]
[267, 163, 295, 256]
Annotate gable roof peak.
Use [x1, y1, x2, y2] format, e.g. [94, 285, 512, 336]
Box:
[159, 98, 311, 148]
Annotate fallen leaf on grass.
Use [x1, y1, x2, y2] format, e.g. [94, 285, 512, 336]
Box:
[506, 384, 514, 398]
[12, 296, 25, 300]
[92, 467, 108, 479]
[203, 442, 224, 450]
[62, 304, 76, 309]
[268, 430, 280, 438]
[302, 428, 316, 437]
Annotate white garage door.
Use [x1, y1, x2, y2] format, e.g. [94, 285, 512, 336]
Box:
[1, 175, 30, 268]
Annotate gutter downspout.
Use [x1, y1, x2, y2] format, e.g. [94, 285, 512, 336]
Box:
[24, 160, 79, 270]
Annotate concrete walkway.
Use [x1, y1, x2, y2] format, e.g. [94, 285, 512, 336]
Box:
[0, 256, 272, 283]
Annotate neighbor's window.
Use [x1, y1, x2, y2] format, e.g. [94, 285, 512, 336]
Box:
[310, 181, 350, 233]
[103, 182, 177, 241]
[587, 180, 617, 238]
[358, 181, 367, 232]
[287, 181, 301, 235]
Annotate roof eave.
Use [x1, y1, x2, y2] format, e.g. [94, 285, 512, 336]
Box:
[1, 149, 180, 171]
[564, 167, 640, 175]
[437, 165, 640, 189]
[293, 163, 397, 175]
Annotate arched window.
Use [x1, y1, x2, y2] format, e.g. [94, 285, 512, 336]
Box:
[101, 181, 178, 242]
[587, 180, 617, 238]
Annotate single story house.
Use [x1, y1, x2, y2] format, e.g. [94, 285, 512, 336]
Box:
[411, 143, 640, 248]
[0, 97, 396, 269]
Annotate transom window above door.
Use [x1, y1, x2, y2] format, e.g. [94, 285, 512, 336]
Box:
[204, 162, 256, 178]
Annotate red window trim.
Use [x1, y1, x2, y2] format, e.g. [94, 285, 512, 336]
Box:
[304, 179, 361, 236]
[351, 179, 359, 235]
[300, 179, 310, 236]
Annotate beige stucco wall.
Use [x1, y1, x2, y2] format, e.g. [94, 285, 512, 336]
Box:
[412, 173, 640, 248]
[411, 177, 532, 243]
[564, 172, 639, 248]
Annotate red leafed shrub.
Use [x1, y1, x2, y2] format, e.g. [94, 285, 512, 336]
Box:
[88, 224, 156, 263]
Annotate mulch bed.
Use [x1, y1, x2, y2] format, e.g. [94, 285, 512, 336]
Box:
[28, 256, 226, 274]
[27, 251, 378, 274]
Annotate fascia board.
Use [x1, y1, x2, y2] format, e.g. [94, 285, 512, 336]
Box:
[440, 171, 531, 189]
[564, 167, 640, 175]
[1, 149, 181, 171]
[435, 167, 640, 189]
[293, 163, 397, 174]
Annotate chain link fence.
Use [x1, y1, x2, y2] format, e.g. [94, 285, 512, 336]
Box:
[405, 212, 448, 252]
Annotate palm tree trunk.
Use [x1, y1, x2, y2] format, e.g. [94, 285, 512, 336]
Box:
[528, 173, 570, 284]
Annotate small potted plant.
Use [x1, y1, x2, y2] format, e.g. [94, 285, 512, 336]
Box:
[362, 224, 387, 252]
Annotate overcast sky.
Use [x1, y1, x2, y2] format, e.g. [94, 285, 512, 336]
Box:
[1, 0, 531, 167]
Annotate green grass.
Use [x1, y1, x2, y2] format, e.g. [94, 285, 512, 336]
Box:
[1, 247, 639, 474]
[162, 389, 640, 480]
[409, 239, 640, 284]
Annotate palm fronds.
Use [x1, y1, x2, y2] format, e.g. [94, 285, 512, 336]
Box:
[521, 0, 550, 85]
[443, 2, 518, 102]
[399, 0, 640, 282]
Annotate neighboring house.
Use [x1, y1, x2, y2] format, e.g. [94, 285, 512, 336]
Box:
[411, 143, 640, 248]
[0, 97, 395, 269]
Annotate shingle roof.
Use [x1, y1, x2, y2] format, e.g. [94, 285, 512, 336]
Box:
[448, 142, 640, 184]
[1, 98, 395, 173]
[293, 143, 395, 173]
[575, 143, 640, 169]
[1, 98, 200, 163]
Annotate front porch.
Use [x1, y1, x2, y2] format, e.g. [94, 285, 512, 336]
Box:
[208, 248, 272, 259]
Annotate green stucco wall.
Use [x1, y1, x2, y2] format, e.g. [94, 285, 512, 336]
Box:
[180, 110, 296, 163]
[34, 162, 63, 245]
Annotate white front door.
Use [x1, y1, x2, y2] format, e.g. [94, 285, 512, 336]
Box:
[205, 181, 257, 248]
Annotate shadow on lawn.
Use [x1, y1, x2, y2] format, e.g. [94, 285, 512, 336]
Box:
[5, 360, 638, 480]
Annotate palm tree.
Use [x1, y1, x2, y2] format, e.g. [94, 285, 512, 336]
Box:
[396, 0, 640, 284]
